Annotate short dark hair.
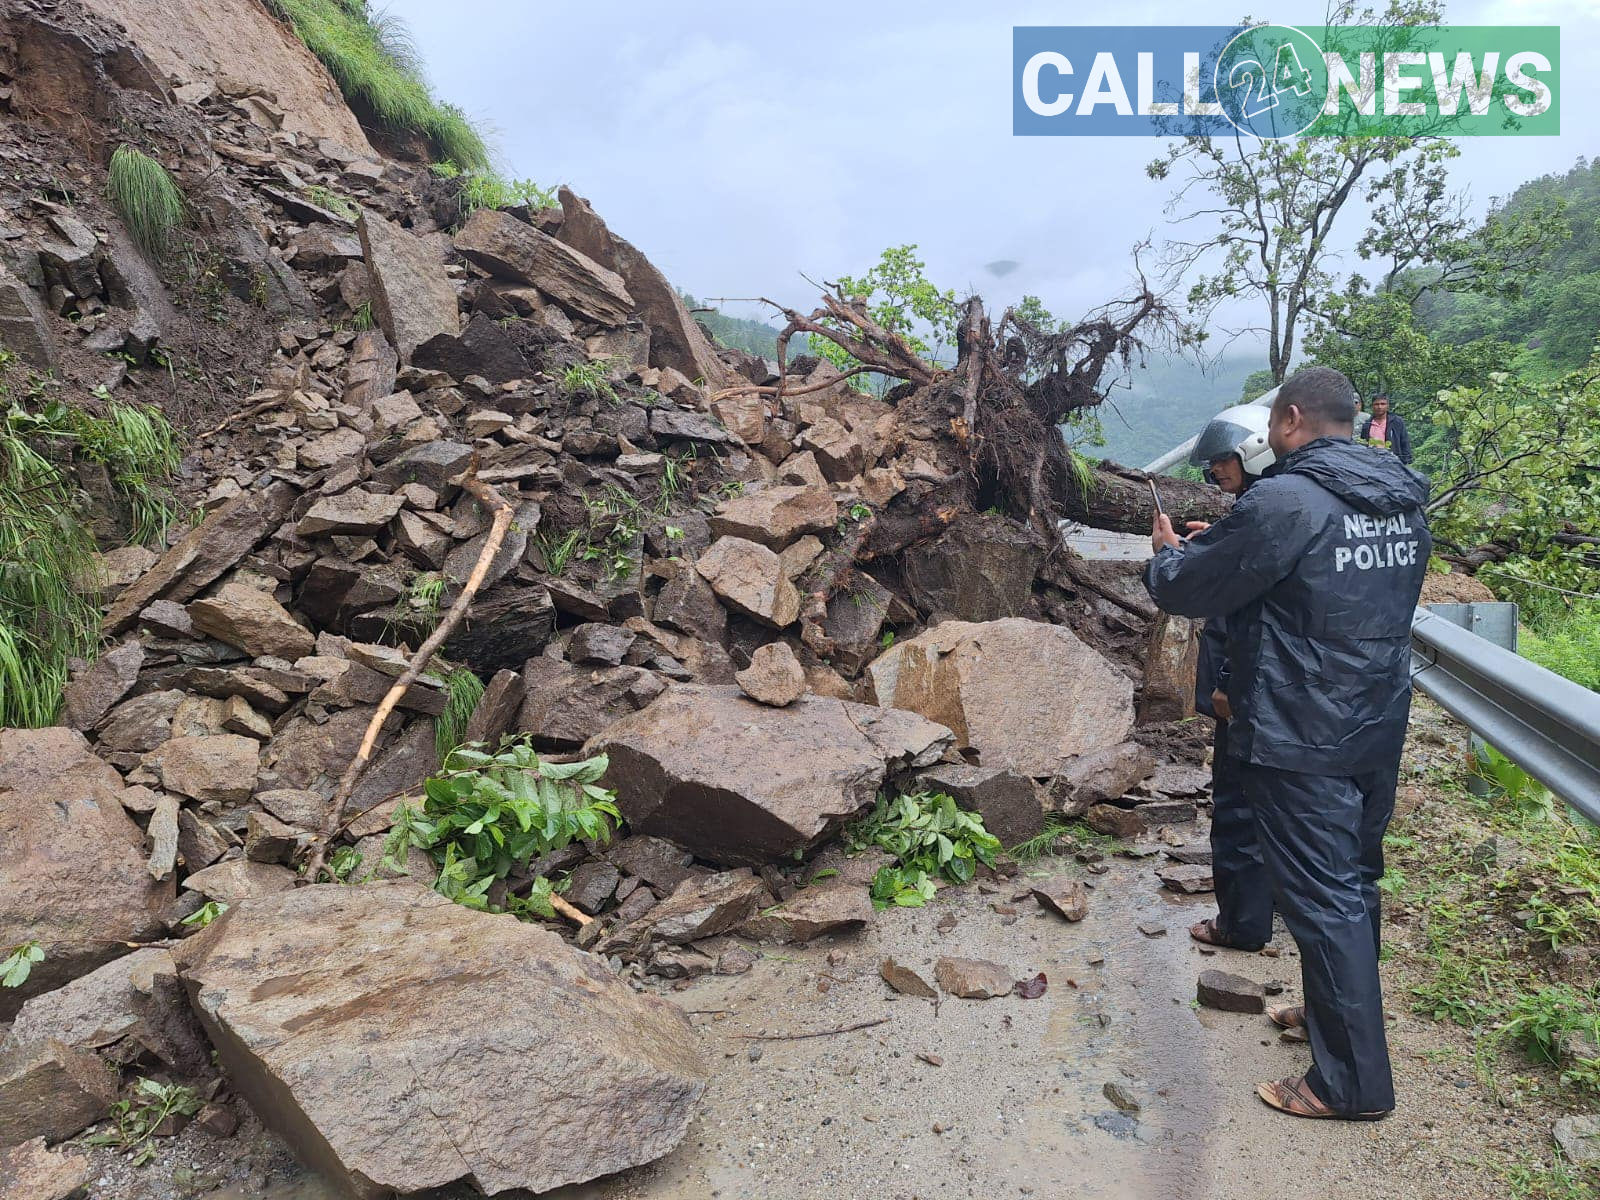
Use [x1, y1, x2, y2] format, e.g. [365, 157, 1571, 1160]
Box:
[1274, 367, 1356, 432]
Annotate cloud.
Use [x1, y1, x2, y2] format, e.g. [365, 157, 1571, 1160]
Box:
[386, 1, 1595, 346]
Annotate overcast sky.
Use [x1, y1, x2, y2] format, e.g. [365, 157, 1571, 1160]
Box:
[388, 0, 1596, 361]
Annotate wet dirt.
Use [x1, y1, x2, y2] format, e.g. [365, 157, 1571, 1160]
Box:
[151, 820, 1546, 1200]
[554, 850, 1538, 1200]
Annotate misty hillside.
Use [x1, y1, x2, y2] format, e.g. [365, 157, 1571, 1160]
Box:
[1091, 354, 1265, 468]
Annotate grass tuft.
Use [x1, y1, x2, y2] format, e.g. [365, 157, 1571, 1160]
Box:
[0, 394, 181, 726]
[430, 161, 557, 217]
[107, 145, 186, 258]
[435, 665, 485, 760]
[266, 0, 491, 171]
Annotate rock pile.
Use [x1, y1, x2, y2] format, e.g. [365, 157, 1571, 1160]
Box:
[0, 0, 1219, 1188]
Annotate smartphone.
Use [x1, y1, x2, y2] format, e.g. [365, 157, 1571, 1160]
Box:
[1147, 478, 1166, 517]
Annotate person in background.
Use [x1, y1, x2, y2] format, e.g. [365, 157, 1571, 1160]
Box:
[1182, 403, 1276, 953]
[1359, 394, 1412, 464]
[1143, 367, 1432, 1121]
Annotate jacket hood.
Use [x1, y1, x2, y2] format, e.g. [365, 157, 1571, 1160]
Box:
[1278, 437, 1429, 515]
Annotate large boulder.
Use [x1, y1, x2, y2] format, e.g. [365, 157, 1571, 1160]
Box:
[901, 513, 1044, 621]
[867, 618, 1133, 776]
[172, 883, 707, 1197]
[454, 207, 634, 326]
[357, 212, 459, 361]
[588, 684, 953, 866]
[555, 188, 738, 390]
[0, 729, 170, 1018]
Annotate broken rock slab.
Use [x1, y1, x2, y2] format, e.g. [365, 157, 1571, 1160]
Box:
[187, 581, 315, 660]
[589, 684, 952, 867]
[555, 188, 736, 390]
[880, 958, 938, 999]
[1552, 1115, 1600, 1167]
[696, 535, 800, 629]
[1046, 741, 1158, 815]
[0, 949, 207, 1144]
[868, 618, 1134, 776]
[740, 880, 872, 944]
[934, 957, 1014, 1000]
[913, 764, 1043, 848]
[173, 883, 708, 1197]
[106, 481, 299, 634]
[708, 485, 837, 551]
[1197, 969, 1266, 1014]
[0, 729, 170, 1018]
[61, 638, 144, 731]
[0, 1138, 90, 1200]
[613, 869, 771, 946]
[1030, 877, 1089, 922]
[151, 733, 259, 805]
[454, 206, 634, 326]
[358, 211, 459, 361]
[1159, 863, 1215, 894]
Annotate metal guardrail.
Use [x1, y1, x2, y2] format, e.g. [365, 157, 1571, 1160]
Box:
[1410, 606, 1600, 824]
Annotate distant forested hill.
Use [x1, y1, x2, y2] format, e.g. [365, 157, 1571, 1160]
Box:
[681, 293, 807, 361]
[1418, 157, 1600, 378]
[1088, 353, 1266, 469]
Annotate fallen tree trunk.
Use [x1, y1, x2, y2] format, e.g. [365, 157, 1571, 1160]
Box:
[1063, 462, 1232, 535]
[757, 280, 1210, 621]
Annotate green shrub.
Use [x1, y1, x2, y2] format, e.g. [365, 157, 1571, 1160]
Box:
[107, 145, 186, 257]
[383, 740, 621, 916]
[432, 161, 557, 216]
[267, 0, 491, 171]
[845, 790, 1001, 909]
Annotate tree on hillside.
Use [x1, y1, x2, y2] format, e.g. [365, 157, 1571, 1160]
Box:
[810, 246, 959, 391]
[1148, 0, 1552, 384]
[1422, 360, 1600, 601]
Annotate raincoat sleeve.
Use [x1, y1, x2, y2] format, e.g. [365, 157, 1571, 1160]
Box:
[1141, 481, 1316, 620]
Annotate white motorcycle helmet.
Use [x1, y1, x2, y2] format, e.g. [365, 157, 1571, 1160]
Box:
[1189, 401, 1276, 479]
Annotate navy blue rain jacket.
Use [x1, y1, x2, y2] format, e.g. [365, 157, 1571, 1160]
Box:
[1144, 437, 1433, 776]
[1195, 620, 1229, 718]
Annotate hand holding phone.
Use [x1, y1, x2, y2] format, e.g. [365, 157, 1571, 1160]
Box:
[1148, 478, 1181, 553]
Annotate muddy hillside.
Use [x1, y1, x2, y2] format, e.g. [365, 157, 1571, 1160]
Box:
[0, 1, 1237, 1196]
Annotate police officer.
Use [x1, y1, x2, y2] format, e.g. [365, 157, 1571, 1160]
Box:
[1184, 403, 1276, 953]
[1142, 367, 1431, 1121]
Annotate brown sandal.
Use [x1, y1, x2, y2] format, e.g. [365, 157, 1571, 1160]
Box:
[1256, 1076, 1388, 1121]
[1189, 917, 1265, 952]
[1267, 1004, 1305, 1030]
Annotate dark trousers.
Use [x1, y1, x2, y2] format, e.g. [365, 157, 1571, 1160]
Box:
[1241, 762, 1399, 1115]
[1210, 722, 1273, 948]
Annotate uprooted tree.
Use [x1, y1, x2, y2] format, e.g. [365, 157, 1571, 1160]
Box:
[711, 282, 1230, 653]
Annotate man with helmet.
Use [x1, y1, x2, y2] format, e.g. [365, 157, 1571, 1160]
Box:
[1184, 401, 1276, 954]
[1142, 367, 1432, 1122]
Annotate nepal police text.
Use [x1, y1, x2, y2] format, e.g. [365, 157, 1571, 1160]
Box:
[1335, 513, 1420, 573]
